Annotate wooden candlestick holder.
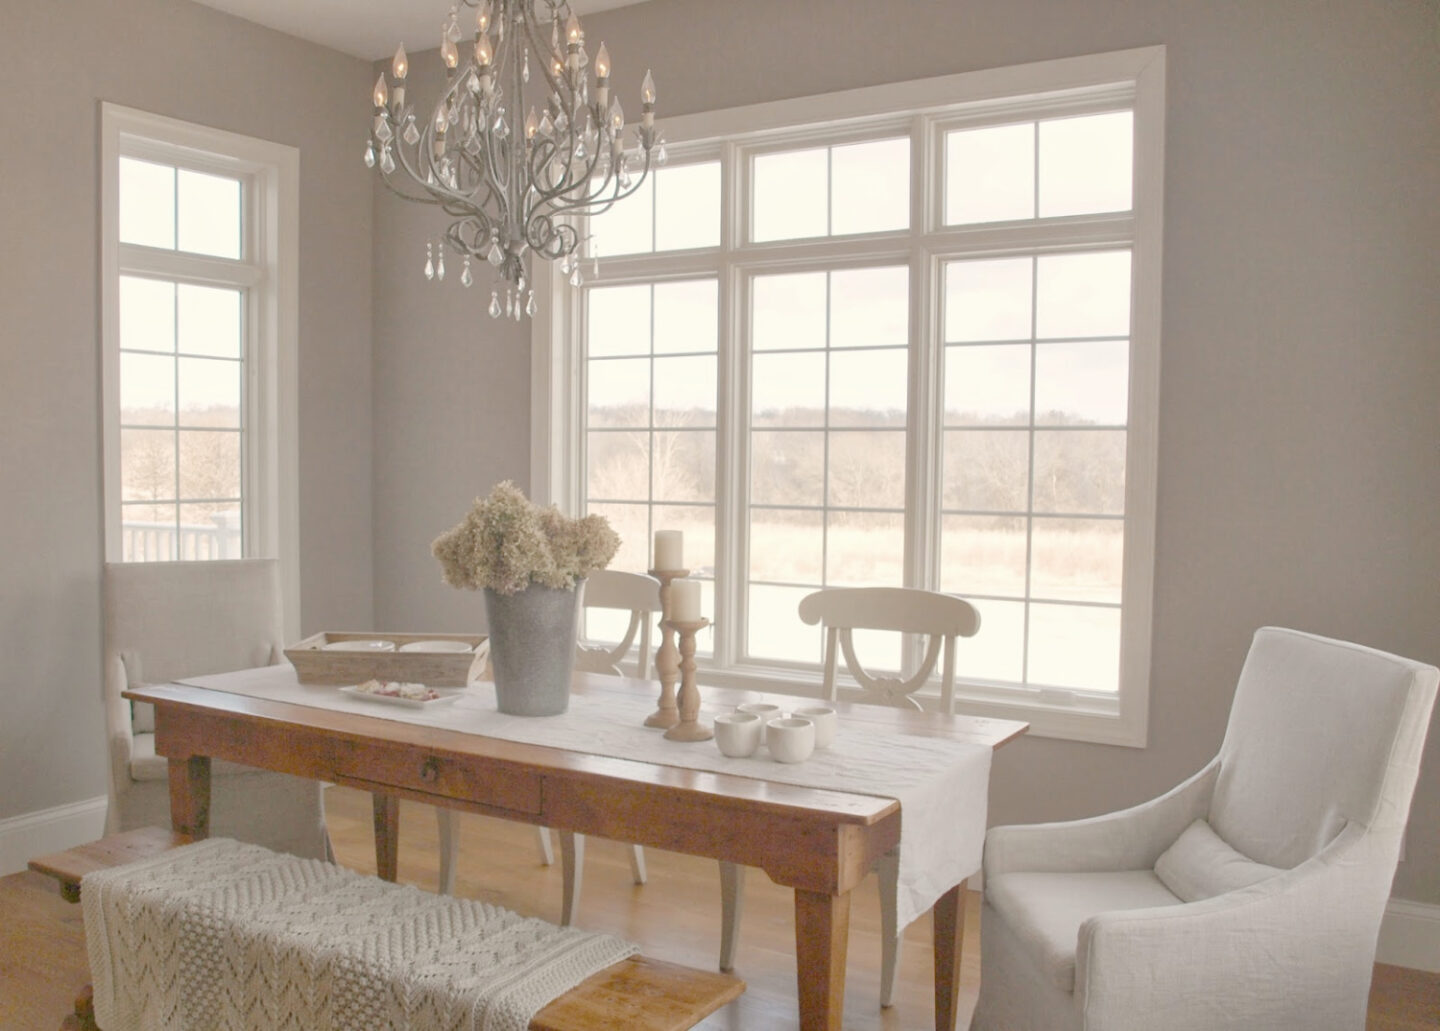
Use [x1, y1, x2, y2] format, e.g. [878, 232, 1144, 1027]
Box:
[644, 568, 688, 729]
[663, 618, 712, 742]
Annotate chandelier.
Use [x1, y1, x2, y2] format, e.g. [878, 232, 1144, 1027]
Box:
[366, 0, 662, 319]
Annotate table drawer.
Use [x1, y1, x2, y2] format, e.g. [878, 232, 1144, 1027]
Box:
[332, 742, 542, 816]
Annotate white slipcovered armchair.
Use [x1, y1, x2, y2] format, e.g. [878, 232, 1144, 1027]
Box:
[102, 559, 330, 860]
[971, 626, 1437, 1031]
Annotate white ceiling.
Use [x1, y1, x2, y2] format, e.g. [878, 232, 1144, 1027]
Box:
[190, 0, 651, 61]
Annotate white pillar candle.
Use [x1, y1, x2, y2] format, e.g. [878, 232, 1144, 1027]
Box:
[670, 578, 702, 622]
[653, 529, 683, 571]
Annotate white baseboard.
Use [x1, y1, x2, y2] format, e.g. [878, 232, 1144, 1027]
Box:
[1378, 898, 1440, 973]
[0, 796, 108, 876]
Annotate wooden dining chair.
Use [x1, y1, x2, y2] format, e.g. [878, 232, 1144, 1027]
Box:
[718, 586, 980, 1006]
[437, 570, 661, 924]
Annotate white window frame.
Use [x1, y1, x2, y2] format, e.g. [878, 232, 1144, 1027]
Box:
[100, 103, 301, 641]
[533, 46, 1165, 746]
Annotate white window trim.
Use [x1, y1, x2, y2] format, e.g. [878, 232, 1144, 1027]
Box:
[533, 46, 1165, 747]
[101, 103, 301, 642]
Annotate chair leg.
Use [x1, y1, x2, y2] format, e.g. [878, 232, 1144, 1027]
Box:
[877, 847, 901, 1007]
[559, 831, 584, 927]
[718, 860, 744, 972]
[436, 808, 459, 896]
[628, 843, 647, 885]
[536, 825, 555, 866]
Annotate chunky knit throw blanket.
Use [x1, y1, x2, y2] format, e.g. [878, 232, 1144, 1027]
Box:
[81, 838, 639, 1031]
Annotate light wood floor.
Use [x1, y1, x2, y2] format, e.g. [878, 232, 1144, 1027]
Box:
[3, 785, 1436, 1030]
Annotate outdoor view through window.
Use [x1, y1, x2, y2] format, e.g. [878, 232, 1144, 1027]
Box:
[578, 101, 1142, 701]
[116, 157, 247, 562]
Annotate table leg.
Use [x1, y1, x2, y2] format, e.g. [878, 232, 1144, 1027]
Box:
[933, 879, 968, 1031]
[372, 793, 399, 882]
[794, 888, 850, 1031]
[167, 756, 211, 839]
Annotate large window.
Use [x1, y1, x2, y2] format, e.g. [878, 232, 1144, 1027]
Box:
[101, 105, 299, 630]
[536, 48, 1165, 744]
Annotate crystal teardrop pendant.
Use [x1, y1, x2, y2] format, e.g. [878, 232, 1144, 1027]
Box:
[380, 148, 396, 175]
[363, 142, 376, 168]
[424, 242, 435, 281]
[569, 265, 583, 287]
[522, 51, 530, 83]
[656, 143, 668, 165]
[486, 241, 504, 266]
[436, 250, 446, 281]
[461, 257, 473, 287]
[488, 291, 502, 318]
[403, 119, 420, 146]
[375, 119, 393, 144]
[506, 290, 515, 317]
[525, 291, 538, 316]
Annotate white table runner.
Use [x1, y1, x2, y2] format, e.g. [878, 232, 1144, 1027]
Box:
[174, 666, 991, 927]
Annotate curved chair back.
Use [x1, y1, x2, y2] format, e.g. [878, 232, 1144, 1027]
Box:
[798, 586, 980, 712]
[575, 569, 662, 678]
[1211, 626, 1439, 871]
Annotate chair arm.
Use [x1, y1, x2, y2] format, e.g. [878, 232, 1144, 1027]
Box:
[985, 759, 1219, 877]
[103, 653, 136, 781]
[1076, 823, 1386, 1031]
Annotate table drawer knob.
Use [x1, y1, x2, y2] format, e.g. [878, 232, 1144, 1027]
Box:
[419, 757, 441, 783]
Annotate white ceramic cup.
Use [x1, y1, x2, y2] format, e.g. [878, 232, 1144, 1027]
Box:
[766, 717, 816, 764]
[713, 712, 763, 758]
[791, 705, 838, 748]
[737, 701, 782, 720]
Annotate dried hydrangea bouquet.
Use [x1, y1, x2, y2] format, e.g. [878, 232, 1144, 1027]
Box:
[433, 481, 619, 715]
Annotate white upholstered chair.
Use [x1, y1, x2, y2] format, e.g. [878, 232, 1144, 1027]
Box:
[102, 559, 330, 860]
[719, 586, 982, 1003]
[436, 570, 660, 922]
[971, 626, 1439, 1031]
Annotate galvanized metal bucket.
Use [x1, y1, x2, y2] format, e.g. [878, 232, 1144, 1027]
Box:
[482, 580, 584, 716]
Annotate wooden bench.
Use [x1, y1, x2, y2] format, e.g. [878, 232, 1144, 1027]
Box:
[31, 828, 743, 1031]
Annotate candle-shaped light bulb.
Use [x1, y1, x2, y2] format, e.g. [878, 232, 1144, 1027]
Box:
[565, 13, 582, 43]
[551, 56, 564, 78]
[641, 69, 656, 104]
[392, 44, 408, 79]
[434, 105, 448, 134]
[525, 106, 539, 139]
[373, 73, 389, 109]
[475, 0, 491, 33]
[441, 35, 459, 69]
[609, 97, 625, 132]
[594, 42, 610, 79]
[475, 33, 493, 66]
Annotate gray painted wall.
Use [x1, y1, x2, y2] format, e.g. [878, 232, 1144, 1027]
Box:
[0, 0, 376, 817]
[370, 0, 1440, 903]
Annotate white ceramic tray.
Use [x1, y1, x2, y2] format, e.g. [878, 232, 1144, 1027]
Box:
[338, 685, 464, 709]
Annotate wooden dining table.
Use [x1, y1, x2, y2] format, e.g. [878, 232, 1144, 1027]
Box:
[128, 670, 1025, 1031]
